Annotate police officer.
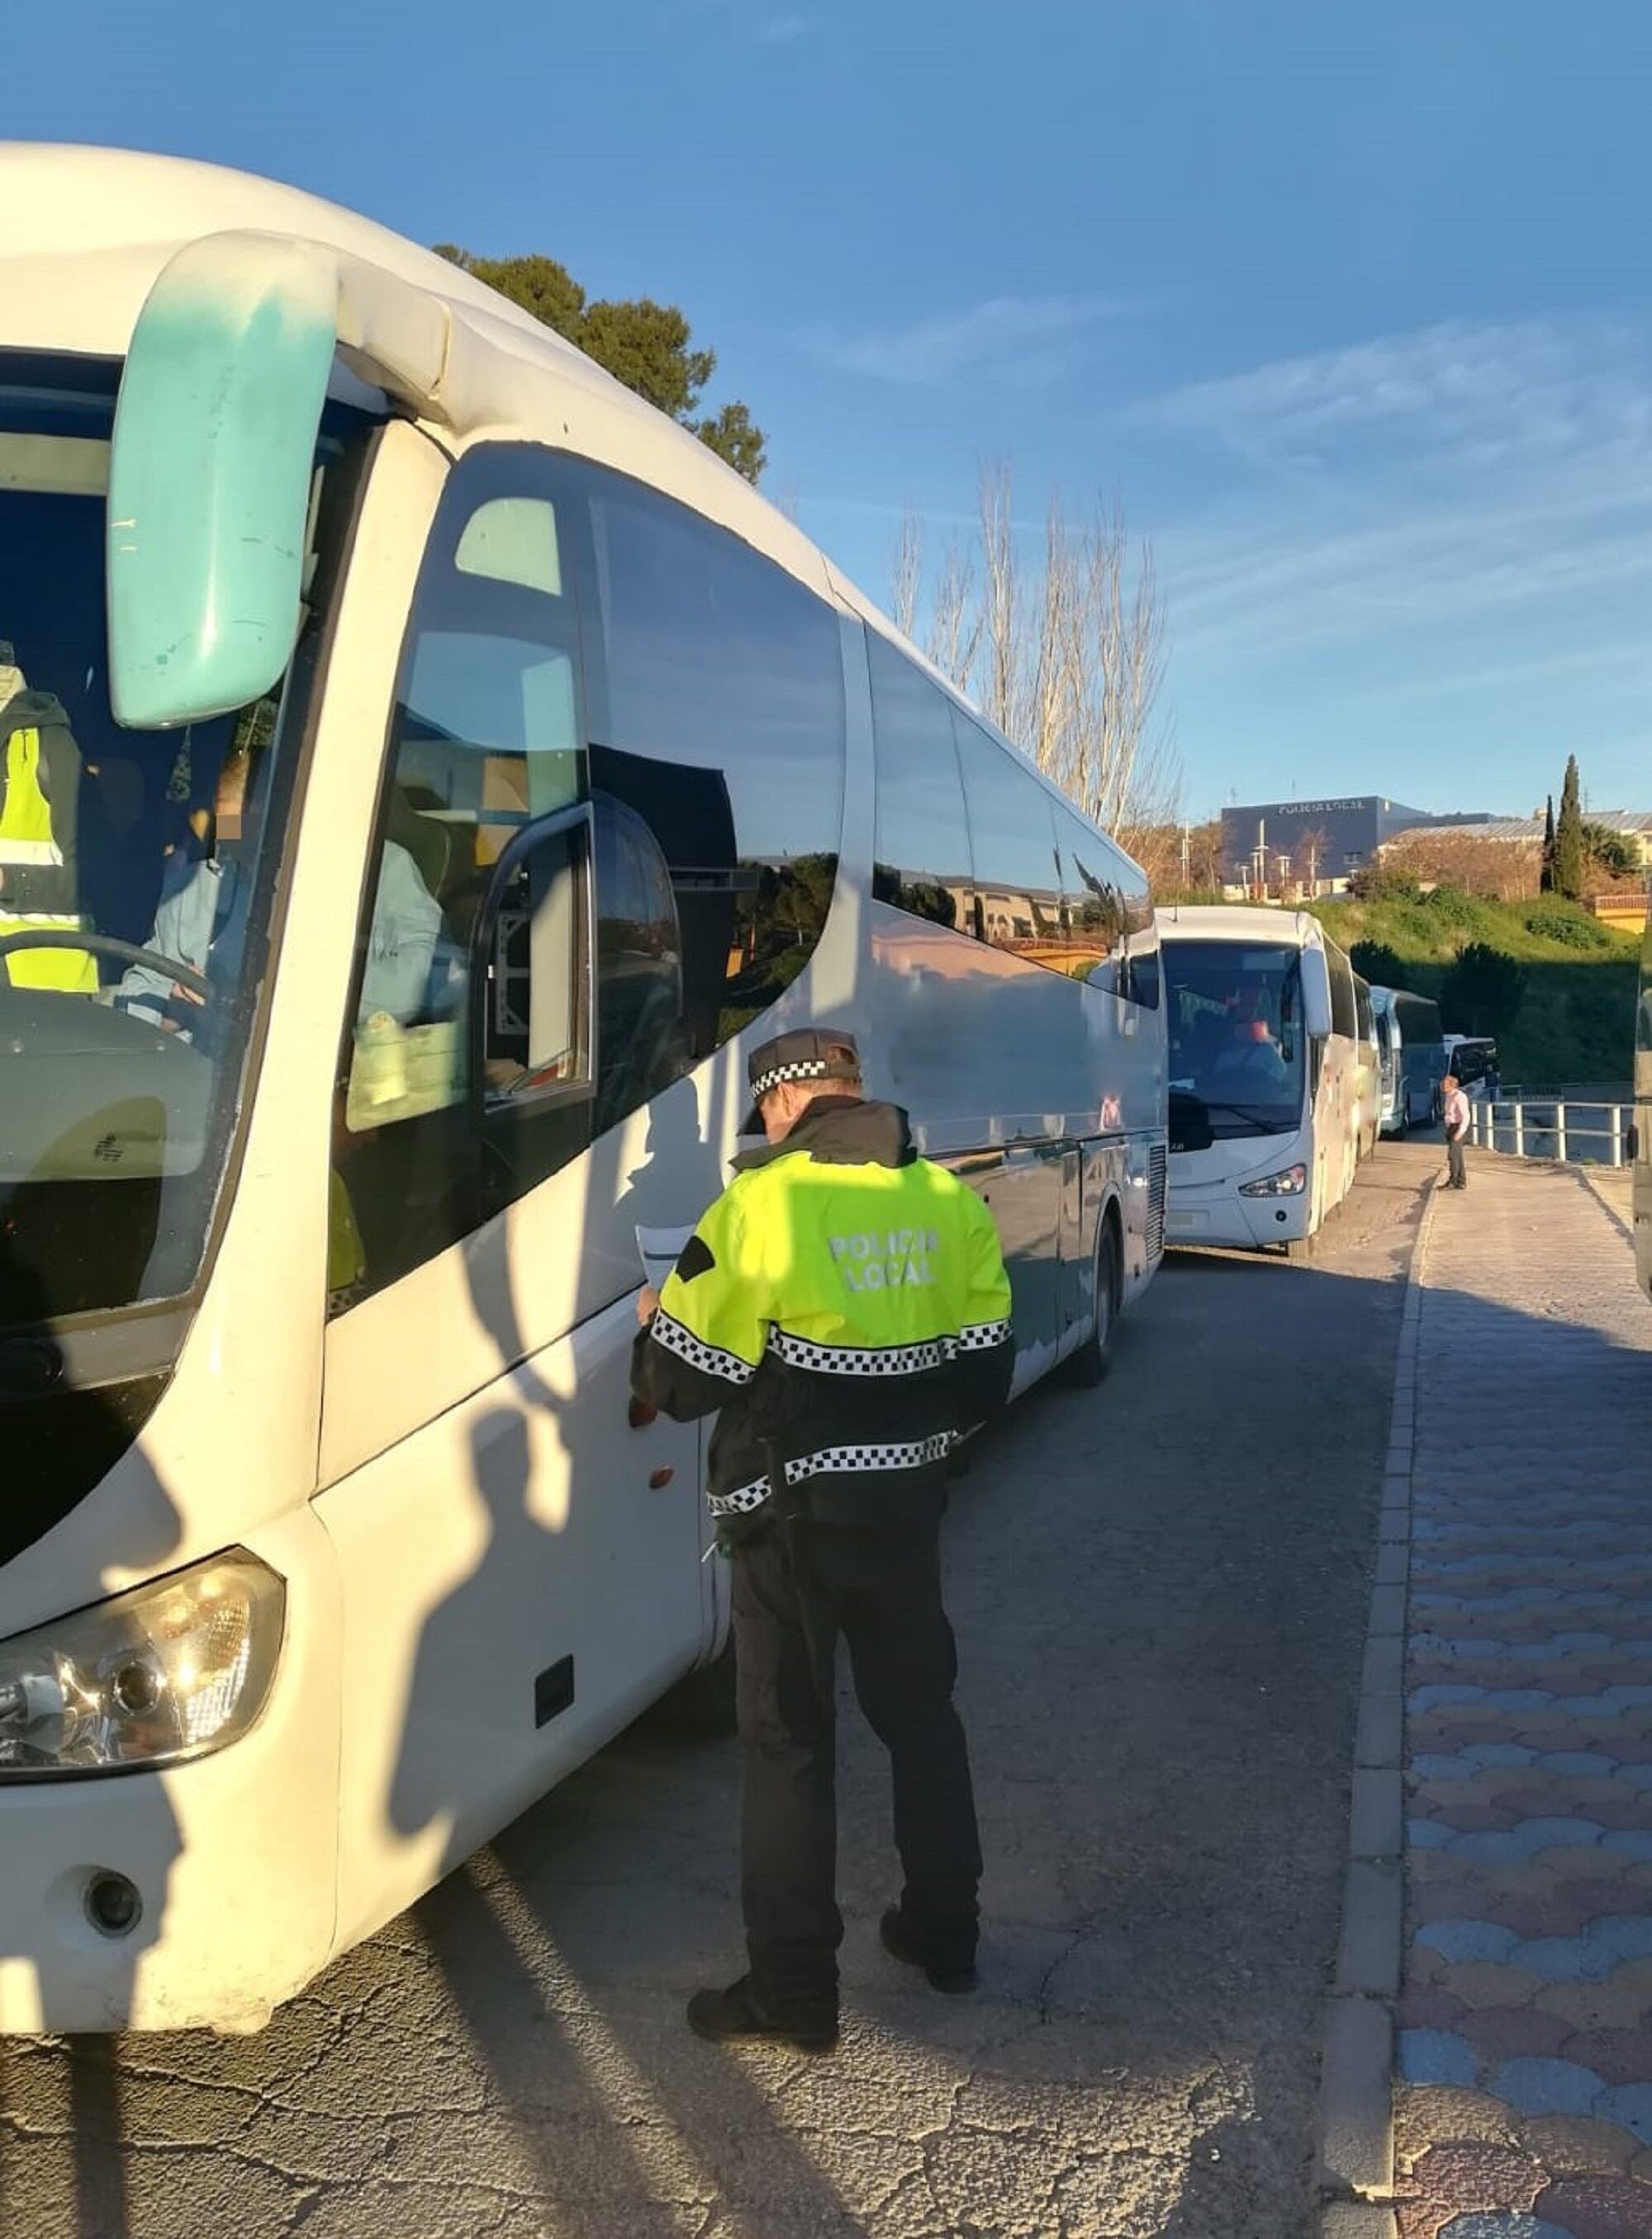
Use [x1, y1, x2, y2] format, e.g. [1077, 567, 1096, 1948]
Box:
[0, 640, 97, 994]
[632, 1027, 1014, 2052]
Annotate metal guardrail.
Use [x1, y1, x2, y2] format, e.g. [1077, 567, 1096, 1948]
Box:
[1498, 1081, 1631, 1104]
[1469, 1097, 1634, 1168]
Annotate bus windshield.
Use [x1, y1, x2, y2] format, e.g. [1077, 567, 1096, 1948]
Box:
[1165, 939, 1308, 1139]
[0, 359, 366, 1337]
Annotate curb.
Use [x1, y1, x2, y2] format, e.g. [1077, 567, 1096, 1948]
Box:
[1317, 1173, 1436, 2230]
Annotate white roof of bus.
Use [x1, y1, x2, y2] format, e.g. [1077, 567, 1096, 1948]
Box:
[0, 147, 876, 624]
[1154, 904, 1322, 946]
[0, 144, 1143, 868]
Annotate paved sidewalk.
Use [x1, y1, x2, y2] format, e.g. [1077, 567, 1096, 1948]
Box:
[1395, 1160, 1652, 2238]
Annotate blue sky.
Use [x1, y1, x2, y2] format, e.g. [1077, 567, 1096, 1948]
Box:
[17, 0, 1652, 818]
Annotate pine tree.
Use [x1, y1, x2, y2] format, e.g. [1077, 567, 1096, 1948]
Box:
[433, 245, 766, 483]
[1540, 794, 1556, 894]
[1553, 756, 1586, 900]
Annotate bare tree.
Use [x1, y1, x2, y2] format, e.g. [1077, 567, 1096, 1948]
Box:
[891, 461, 1178, 846]
[1380, 828, 1540, 902]
[1290, 824, 1332, 899]
[891, 510, 923, 643]
[976, 462, 1023, 744]
[928, 537, 981, 685]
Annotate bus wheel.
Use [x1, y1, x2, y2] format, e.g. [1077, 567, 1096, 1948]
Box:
[1063, 1220, 1120, 1388]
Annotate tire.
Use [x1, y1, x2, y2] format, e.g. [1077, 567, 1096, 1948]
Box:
[1061, 1218, 1120, 1388]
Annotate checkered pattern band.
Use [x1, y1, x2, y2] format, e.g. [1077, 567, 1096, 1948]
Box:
[769, 1329, 952, 1376]
[786, 1434, 955, 1483]
[650, 1309, 757, 1387]
[707, 1473, 772, 1517]
[959, 1319, 1013, 1351]
[767, 1321, 1011, 1376]
[705, 1431, 959, 1517]
[748, 1056, 837, 1099]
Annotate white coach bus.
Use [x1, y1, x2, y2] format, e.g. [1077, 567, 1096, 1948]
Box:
[1158, 905, 1361, 1255]
[0, 146, 1166, 2033]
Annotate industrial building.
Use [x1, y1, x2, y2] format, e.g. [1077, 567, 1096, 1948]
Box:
[1218, 795, 1490, 898]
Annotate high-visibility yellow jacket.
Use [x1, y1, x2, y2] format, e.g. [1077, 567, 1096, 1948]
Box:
[0, 700, 97, 995]
[632, 1097, 1014, 1532]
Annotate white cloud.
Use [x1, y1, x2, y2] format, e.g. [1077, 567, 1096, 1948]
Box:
[805, 295, 1119, 389]
[1140, 315, 1652, 665]
[754, 10, 817, 40]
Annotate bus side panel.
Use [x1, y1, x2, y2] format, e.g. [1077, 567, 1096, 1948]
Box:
[1308, 1027, 1361, 1233]
[315, 1295, 705, 1959]
[865, 899, 1165, 1393]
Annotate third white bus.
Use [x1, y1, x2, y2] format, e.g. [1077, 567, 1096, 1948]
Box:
[1372, 986, 1446, 1136]
[1158, 905, 1363, 1255]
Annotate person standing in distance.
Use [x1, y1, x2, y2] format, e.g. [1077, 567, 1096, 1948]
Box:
[632, 1027, 1014, 2053]
[1442, 1072, 1470, 1190]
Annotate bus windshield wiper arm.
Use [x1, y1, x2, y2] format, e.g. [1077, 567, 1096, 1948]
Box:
[1177, 1095, 1286, 1123]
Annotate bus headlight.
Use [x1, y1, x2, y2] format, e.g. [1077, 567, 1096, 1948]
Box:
[1239, 1163, 1308, 1198]
[0, 1553, 284, 1776]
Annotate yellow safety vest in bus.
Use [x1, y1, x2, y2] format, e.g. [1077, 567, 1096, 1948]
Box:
[0, 728, 98, 994]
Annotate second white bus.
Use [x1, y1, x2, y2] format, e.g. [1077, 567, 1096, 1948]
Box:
[1158, 905, 1363, 1256]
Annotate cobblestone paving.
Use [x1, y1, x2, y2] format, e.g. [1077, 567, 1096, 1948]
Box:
[0, 1160, 1426, 2238]
[1395, 1160, 1652, 2239]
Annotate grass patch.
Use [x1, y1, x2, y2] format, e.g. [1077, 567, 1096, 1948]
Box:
[1307, 890, 1638, 1081]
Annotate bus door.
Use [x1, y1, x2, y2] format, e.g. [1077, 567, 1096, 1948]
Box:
[311, 449, 706, 1944]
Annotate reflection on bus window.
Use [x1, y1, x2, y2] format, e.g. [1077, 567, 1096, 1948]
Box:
[0, 368, 366, 1331]
[1165, 940, 1307, 1139]
[868, 633, 973, 932]
[582, 463, 843, 1041]
[331, 449, 850, 1314]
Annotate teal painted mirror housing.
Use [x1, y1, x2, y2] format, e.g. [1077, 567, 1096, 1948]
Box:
[108, 234, 339, 729]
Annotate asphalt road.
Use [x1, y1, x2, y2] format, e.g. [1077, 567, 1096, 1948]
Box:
[0, 1146, 1436, 2239]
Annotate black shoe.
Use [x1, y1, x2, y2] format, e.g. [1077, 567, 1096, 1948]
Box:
[880, 1907, 978, 1995]
[686, 1976, 838, 2053]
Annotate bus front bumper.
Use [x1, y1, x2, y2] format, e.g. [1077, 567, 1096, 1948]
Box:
[1165, 1177, 1312, 1252]
[0, 1523, 343, 2035]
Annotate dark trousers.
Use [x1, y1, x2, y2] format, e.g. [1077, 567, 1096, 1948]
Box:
[730, 1516, 981, 2018]
[1447, 1132, 1467, 1188]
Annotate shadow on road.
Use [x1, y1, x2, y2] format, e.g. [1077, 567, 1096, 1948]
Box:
[26, 1150, 1651, 2235]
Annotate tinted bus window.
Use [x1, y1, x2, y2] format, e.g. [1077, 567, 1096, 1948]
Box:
[951, 715, 1065, 968]
[868, 632, 974, 933]
[582, 467, 845, 1041]
[1328, 944, 1357, 1038]
[1056, 806, 1155, 1003]
[331, 451, 847, 1312]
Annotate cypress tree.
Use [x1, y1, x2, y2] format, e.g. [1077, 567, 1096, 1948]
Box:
[1540, 794, 1555, 893]
[1554, 755, 1586, 900]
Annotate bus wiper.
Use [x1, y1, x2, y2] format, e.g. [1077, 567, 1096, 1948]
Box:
[1190, 1098, 1289, 1125]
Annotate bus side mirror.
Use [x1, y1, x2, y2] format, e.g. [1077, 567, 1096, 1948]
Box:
[1300, 951, 1334, 1037]
[107, 235, 340, 728]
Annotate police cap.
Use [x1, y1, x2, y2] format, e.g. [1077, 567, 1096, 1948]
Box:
[742, 1027, 862, 1132]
